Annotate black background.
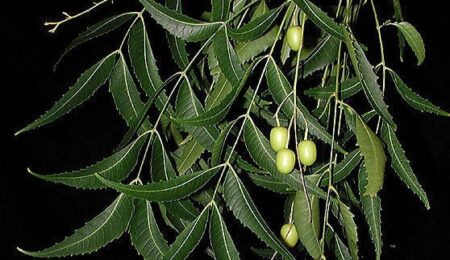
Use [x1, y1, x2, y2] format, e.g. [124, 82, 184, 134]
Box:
[2, 0, 450, 259]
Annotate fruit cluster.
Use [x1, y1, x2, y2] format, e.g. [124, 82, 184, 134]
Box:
[270, 126, 317, 248]
[270, 127, 317, 175]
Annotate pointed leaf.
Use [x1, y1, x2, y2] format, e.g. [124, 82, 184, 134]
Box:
[56, 13, 135, 67]
[173, 58, 257, 126]
[110, 56, 150, 130]
[223, 169, 295, 260]
[248, 173, 295, 194]
[332, 201, 359, 260]
[389, 70, 450, 116]
[177, 139, 205, 175]
[358, 166, 382, 260]
[165, 0, 189, 68]
[320, 148, 362, 186]
[210, 203, 240, 260]
[96, 166, 222, 201]
[150, 133, 177, 181]
[352, 112, 386, 196]
[128, 19, 167, 111]
[28, 133, 148, 189]
[18, 194, 134, 257]
[16, 54, 117, 135]
[212, 0, 230, 21]
[294, 190, 321, 259]
[334, 234, 352, 260]
[163, 207, 210, 260]
[390, 22, 425, 65]
[140, 0, 221, 42]
[214, 27, 245, 87]
[290, 34, 340, 78]
[236, 26, 279, 64]
[266, 58, 346, 153]
[229, 5, 283, 42]
[343, 26, 396, 129]
[130, 200, 169, 260]
[305, 77, 362, 100]
[292, 0, 344, 40]
[380, 122, 430, 209]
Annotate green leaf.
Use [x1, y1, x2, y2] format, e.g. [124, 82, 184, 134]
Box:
[391, 0, 405, 61]
[342, 110, 378, 145]
[173, 58, 257, 126]
[289, 34, 340, 78]
[389, 70, 450, 117]
[210, 203, 240, 260]
[358, 166, 382, 260]
[18, 194, 134, 258]
[150, 130, 202, 221]
[177, 139, 205, 175]
[128, 19, 167, 112]
[140, 0, 221, 42]
[334, 234, 352, 260]
[174, 78, 221, 152]
[28, 132, 148, 189]
[305, 78, 362, 100]
[352, 112, 386, 196]
[320, 149, 362, 186]
[214, 27, 245, 87]
[332, 201, 359, 260]
[212, 0, 230, 21]
[251, 247, 279, 259]
[211, 120, 237, 166]
[292, 0, 344, 40]
[117, 74, 178, 149]
[294, 190, 321, 259]
[266, 58, 346, 153]
[223, 168, 295, 260]
[150, 133, 177, 181]
[96, 165, 222, 201]
[236, 26, 279, 64]
[16, 53, 117, 135]
[247, 173, 295, 194]
[165, 199, 199, 221]
[390, 22, 425, 65]
[130, 200, 169, 260]
[380, 122, 430, 209]
[110, 56, 150, 130]
[343, 26, 396, 129]
[163, 207, 210, 260]
[229, 5, 283, 42]
[165, 0, 189, 68]
[55, 13, 136, 68]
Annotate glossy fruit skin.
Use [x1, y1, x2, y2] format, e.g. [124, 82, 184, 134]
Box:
[297, 140, 317, 166]
[270, 127, 288, 152]
[280, 223, 299, 248]
[286, 26, 302, 52]
[276, 148, 296, 174]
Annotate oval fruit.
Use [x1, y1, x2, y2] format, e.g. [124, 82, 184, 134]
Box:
[286, 26, 302, 51]
[280, 223, 299, 248]
[276, 148, 296, 174]
[270, 127, 288, 152]
[297, 140, 317, 166]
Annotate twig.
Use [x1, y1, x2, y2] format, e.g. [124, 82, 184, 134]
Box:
[45, 0, 111, 33]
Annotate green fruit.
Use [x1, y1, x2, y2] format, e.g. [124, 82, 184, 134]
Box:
[280, 223, 299, 248]
[286, 26, 302, 52]
[276, 148, 296, 174]
[270, 127, 288, 152]
[297, 140, 317, 166]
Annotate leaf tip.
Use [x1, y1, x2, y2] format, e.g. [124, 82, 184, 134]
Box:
[17, 247, 31, 256]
